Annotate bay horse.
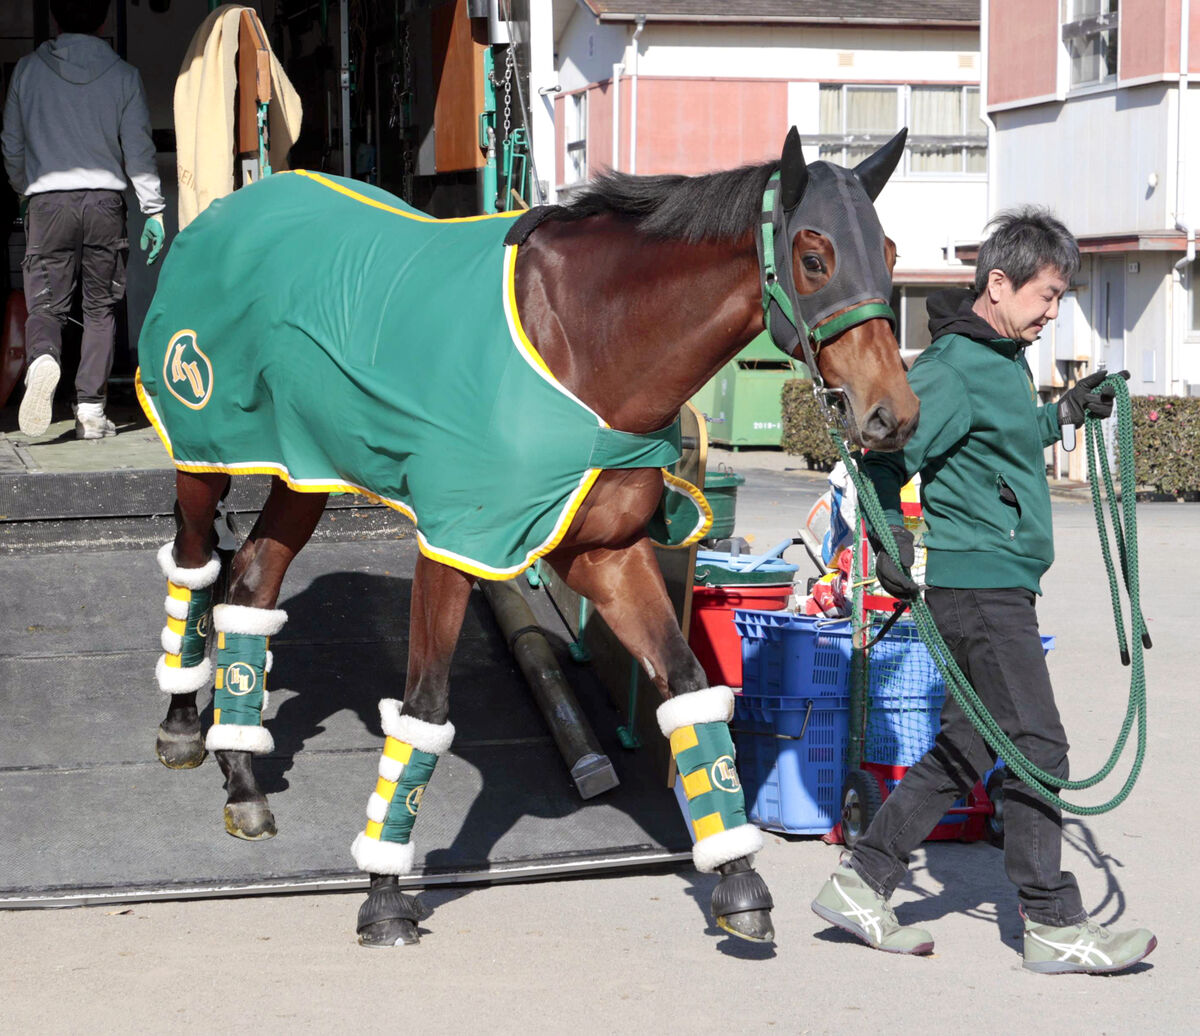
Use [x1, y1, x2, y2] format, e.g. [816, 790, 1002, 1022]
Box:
[141, 127, 918, 948]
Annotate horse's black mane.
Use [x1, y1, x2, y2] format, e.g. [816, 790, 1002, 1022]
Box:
[546, 160, 781, 244]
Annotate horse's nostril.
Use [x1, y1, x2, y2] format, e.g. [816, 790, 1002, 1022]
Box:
[863, 404, 897, 440]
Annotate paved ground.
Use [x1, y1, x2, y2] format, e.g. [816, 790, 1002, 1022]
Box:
[0, 431, 1191, 1032]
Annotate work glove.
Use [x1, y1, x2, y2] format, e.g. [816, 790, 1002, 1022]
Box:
[868, 524, 919, 600]
[1056, 369, 1128, 427]
[140, 213, 165, 266]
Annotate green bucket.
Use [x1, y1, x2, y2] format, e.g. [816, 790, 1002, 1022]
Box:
[704, 469, 746, 541]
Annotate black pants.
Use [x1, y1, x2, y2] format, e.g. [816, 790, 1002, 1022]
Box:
[851, 587, 1086, 927]
[22, 189, 128, 405]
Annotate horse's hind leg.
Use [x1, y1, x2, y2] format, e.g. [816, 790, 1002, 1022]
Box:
[210, 478, 328, 840]
[354, 555, 472, 948]
[549, 538, 775, 943]
[155, 471, 230, 769]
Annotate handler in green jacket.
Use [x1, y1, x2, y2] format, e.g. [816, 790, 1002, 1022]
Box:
[811, 206, 1156, 975]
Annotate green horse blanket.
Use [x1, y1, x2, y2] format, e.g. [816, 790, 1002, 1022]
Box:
[137, 171, 710, 578]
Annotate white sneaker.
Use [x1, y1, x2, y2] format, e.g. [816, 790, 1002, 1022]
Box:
[18, 354, 60, 437]
[74, 401, 117, 440]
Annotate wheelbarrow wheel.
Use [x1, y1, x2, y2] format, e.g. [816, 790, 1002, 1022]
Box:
[985, 766, 1007, 849]
[840, 768, 882, 849]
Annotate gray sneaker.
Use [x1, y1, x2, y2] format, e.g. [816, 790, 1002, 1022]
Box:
[74, 403, 117, 440]
[812, 860, 934, 955]
[18, 354, 60, 437]
[1023, 915, 1157, 974]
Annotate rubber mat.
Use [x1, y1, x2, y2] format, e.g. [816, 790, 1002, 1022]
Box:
[0, 531, 690, 907]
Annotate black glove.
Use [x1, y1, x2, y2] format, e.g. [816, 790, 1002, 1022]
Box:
[868, 524, 918, 600]
[1056, 370, 1128, 428]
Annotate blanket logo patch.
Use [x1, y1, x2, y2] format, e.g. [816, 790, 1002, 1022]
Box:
[163, 329, 214, 410]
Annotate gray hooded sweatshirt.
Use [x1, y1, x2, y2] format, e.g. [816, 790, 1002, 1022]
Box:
[1, 33, 164, 215]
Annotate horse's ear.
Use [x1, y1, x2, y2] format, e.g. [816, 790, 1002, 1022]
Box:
[779, 127, 808, 211]
[853, 128, 908, 201]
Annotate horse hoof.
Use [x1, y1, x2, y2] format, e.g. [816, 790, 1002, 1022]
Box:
[155, 725, 207, 769]
[716, 908, 775, 943]
[357, 880, 421, 947]
[712, 861, 775, 944]
[223, 802, 276, 840]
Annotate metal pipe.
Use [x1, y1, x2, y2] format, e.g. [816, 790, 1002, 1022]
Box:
[481, 580, 620, 800]
[1173, 0, 1194, 393]
[340, 0, 351, 177]
[629, 14, 645, 175]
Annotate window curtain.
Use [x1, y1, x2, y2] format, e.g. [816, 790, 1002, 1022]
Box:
[911, 87, 961, 172]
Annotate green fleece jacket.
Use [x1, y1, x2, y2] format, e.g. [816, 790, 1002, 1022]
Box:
[863, 288, 1062, 594]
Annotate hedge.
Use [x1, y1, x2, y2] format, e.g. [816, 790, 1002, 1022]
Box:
[1130, 394, 1200, 496]
[780, 379, 839, 469]
[782, 381, 1200, 494]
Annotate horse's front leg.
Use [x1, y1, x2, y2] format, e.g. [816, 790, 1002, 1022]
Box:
[354, 555, 473, 948]
[155, 471, 230, 769]
[212, 479, 328, 840]
[550, 538, 775, 943]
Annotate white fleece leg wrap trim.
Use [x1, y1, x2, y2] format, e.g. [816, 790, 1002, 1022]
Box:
[205, 723, 274, 754]
[656, 686, 735, 738]
[692, 823, 764, 874]
[157, 542, 221, 589]
[161, 628, 184, 655]
[379, 699, 455, 754]
[351, 832, 415, 875]
[212, 603, 288, 637]
[155, 655, 213, 694]
[164, 596, 190, 621]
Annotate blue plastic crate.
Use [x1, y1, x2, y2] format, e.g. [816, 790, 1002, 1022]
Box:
[731, 692, 849, 835]
[733, 611, 853, 701]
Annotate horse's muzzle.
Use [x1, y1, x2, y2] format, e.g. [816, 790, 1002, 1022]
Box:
[859, 403, 919, 452]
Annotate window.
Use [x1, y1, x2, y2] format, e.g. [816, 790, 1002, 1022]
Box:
[910, 86, 987, 173]
[564, 92, 587, 185]
[818, 84, 986, 176]
[889, 286, 938, 355]
[1062, 0, 1119, 88]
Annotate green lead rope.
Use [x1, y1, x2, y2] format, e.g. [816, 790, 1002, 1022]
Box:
[833, 374, 1148, 815]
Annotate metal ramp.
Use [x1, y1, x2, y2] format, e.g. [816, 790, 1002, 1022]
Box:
[0, 503, 691, 908]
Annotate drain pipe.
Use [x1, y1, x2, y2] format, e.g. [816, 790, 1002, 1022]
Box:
[629, 15, 646, 175]
[611, 58, 623, 172]
[1173, 0, 1194, 392]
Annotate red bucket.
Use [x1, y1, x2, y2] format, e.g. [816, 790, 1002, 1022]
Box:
[689, 584, 792, 688]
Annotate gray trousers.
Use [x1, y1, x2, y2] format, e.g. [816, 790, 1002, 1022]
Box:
[22, 189, 128, 404]
[851, 587, 1087, 927]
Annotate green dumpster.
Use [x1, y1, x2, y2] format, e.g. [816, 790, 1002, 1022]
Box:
[690, 331, 803, 448]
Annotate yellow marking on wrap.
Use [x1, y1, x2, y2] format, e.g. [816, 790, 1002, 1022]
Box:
[215, 668, 224, 689]
[375, 776, 398, 803]
[213, 708, 221, 724]
[682, 767, 713, 799]
[292, 170, 523, 225]
[365, 820, 383, 840]
[693, 812, 726, 841]
[167, 615, 186, 635]
[383, 737, 413, 764]
[217, 632, 226, 650]
[657, 470, 714, 549]
[167, 583, 191, 601]
[670, 725, 699, 757]
[164, 654, 181, 668]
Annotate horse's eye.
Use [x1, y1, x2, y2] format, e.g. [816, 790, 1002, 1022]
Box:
[802, 254, 826, 275]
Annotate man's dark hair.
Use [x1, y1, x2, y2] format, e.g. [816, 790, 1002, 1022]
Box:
[51, 0, 110, 35]
[974, 205, 1080, 295]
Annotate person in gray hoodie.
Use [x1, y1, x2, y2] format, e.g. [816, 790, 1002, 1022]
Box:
[2, 0, 165, 440]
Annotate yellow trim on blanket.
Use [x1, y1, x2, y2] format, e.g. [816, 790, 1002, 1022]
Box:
[291, 170, 524, 225]
[657, 470, 714, 548]
[137, 369, 601, 582]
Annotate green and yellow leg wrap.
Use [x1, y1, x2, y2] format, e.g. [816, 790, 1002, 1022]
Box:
[155, 542, 220, 695]
[204, 604, 286, 755]
[658, 686, 764, 873]
[351, 699, 455, 875]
